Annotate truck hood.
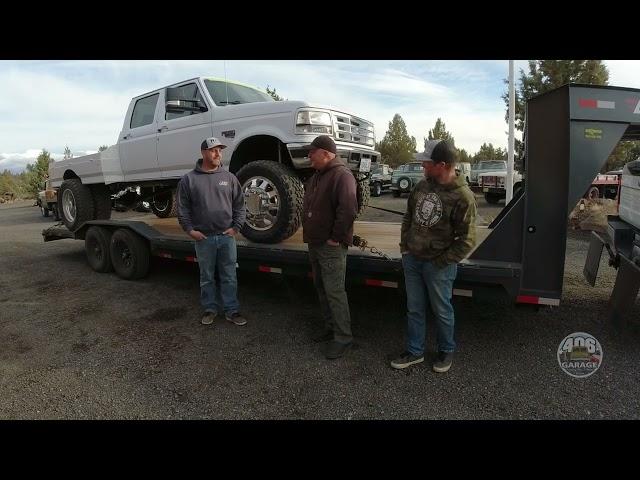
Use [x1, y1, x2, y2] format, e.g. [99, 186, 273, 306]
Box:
[217, 100, 372, 124]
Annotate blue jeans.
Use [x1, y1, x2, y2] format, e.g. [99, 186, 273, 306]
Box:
[402, 253, 457, 355]
[194, 234, 239, 314]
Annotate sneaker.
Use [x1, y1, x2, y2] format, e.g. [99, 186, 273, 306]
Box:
[312, 330, 334, 343]
[201, 311, 218, 325]
[225, 312, 247, 326]
[433, 351, 454, 373]
[390, 351, 424, 369]
[325, 340, 352, 359]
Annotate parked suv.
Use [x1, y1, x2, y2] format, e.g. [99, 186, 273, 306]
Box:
[391, 162, 424, 197]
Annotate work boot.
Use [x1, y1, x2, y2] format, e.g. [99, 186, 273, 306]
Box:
[325, 340, 352, 359]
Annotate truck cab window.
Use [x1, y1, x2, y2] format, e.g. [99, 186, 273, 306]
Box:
[130, 93, 159, 129]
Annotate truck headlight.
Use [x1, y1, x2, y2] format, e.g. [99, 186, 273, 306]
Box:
[296, 110, 333, 135]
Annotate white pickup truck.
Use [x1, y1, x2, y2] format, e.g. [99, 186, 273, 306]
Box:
[478, 165, 523, 204]
[49, 77, 379, 243]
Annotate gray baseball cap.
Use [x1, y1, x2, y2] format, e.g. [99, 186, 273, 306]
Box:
[200, 137, 227, 150]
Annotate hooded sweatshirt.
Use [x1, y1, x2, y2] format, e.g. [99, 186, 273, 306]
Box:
[302, 158, 358, 246]
[177, 159, 245, 236]
[400, 174, 477, 268]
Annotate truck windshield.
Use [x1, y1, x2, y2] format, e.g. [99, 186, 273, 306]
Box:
[204, 80, 274, 106]
[480, 161, 506, 170]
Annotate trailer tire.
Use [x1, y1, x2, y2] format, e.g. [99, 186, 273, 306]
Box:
[151, 188, 178, 218]
[59, 178, 95, 231]
[41, 204, 49, 217]
[371, 181, 382, 197]
[236, 160, 304, 244]
[109, 228, 150, 280]
[91, 184, 112, 220]
[85, 226, 113, 273]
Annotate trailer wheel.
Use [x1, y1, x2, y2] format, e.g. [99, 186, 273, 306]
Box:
[41, 204, 49, 217]
[151, 188, 178, 218]
[85, 226, 113, 273]
[109, 228, 150, 280]
[59, 178, 95, 231]
[236, 160, 304, 244]
[372, 182, 382, 197]
[91, 184, 112, 220]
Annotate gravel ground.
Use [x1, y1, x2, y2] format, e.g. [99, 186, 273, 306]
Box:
[1, 196, 638, 420]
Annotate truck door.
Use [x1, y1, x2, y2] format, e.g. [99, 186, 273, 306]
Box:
[119, 92, 161, 182]
[156, 82, 214, 178]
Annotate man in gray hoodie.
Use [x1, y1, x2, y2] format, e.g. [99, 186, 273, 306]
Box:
[177, 137, 247, 326]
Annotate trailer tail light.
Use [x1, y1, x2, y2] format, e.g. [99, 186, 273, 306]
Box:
[365, 279, 398, 288]
[516, 295, 560, 306]
[258, 265, 282, 274]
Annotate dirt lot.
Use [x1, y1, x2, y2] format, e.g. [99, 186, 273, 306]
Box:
[1, 194, 639, 419]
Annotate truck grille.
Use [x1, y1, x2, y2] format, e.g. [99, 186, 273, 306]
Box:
[482, 176, 498, 187]
[333, 113, 375, 147]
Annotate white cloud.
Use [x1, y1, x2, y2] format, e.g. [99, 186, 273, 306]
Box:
[606, 60, 640, 89]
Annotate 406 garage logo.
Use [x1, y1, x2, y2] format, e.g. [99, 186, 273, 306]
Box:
[557, 332, 603, 378]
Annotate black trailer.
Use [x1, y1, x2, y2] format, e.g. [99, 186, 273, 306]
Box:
[43, 84, 640, 308]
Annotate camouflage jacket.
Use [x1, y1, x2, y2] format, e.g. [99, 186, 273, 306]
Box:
[400, 174, 477, 268]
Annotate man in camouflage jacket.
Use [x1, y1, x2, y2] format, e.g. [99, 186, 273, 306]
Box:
[391, 140, 477, 373]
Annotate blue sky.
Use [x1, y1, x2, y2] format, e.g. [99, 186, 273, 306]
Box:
[1, 60, 639, 173]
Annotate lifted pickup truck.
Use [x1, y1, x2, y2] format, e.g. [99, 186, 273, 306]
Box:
[49, 77, 379, 244]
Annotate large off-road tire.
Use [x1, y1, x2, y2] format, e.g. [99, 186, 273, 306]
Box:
[236, 161, 305, 244]
[85, 226, 113, 273]
[59, 178, 95, 231]
[91, 184, 112, 220]
[356, 176, 370, 217]
[109, 228, 150, 280]
[151, 188, 179, 218]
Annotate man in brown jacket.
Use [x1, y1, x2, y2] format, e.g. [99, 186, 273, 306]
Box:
[302, 135, 358, 359]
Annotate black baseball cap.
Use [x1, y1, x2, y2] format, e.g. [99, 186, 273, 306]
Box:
[423, 139, 457, 165]
[309, 135, 337, 155]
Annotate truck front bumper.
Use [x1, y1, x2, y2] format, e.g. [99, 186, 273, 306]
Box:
[287, 142, 380, 173]
[482, 187, 506, 195]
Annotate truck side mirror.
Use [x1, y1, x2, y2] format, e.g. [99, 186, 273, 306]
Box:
[166, 87, 207, 113]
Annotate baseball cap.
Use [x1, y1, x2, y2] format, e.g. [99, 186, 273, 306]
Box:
[200, 137, 227, 150]
[422, 139, 457, 165]
[309, 135, 337, 155]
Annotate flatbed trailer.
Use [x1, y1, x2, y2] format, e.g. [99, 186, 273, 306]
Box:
[43, 84, 640, 308]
